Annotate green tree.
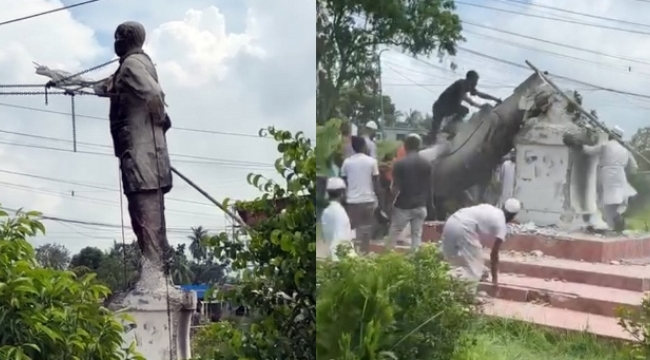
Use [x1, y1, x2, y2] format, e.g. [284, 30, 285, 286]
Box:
[169, 244, 194, 285]
[630, 126, 650, 172]
[337, 82, 400, 127]
[94, 242, 142, 293]
[35, 243, 70, 270]
[195, 127, 316, 359]
[69, 246, 104, 271]
[316, 0, 463, 124]
[188, 226, 209, 262]
[0, 208, 142, 359]
[404, 108, 424, 128]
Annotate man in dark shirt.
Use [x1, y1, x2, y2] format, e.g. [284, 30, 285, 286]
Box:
[388, 134, 432, 250]
[430, 70, 501, 141]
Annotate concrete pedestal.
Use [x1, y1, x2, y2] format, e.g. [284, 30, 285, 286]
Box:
[513, 109, 607, 230]
[109, 260, 197, 360]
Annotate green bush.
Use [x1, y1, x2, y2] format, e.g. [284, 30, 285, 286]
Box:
[376, 140, 401, 161]
[197, 127, 316, 359]
[618, 294, 650, 359]
[0, 208, 142, 360]
[317, 244, 476, 360]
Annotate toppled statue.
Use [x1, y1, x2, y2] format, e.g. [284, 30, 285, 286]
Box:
[36, 21, 195, 360]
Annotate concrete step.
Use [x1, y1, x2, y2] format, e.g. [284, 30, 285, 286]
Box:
[495, 252, 650, 292]
[368, 242, 650, 292]
[482, 298, 634, 341]
[480, 274, 643, 318]
[421, 221, 650, 262]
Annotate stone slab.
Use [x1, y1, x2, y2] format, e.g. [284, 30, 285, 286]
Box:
[421, 221, 650, 262]
[492, 252, 650, 292]
[367, 242, 650, 291]
[483, 299, 634, 341]
[479, 274, 642, 318]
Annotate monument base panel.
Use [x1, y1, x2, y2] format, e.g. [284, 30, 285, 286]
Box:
[421, 221, 650, 262]
[108, 260, 197, 360]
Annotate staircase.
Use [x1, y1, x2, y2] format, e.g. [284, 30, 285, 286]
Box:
[364, 222, 650, 341]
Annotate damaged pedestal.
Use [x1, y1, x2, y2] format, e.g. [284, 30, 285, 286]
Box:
[108, 260, 197, 360]
[513, 106, 608, 230]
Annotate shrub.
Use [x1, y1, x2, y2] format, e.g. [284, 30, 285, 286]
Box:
[198, 127, 316, 359]
[317, 244, 476, 360]
[618, 295, 650, 359]
[0, 208, 142, 360]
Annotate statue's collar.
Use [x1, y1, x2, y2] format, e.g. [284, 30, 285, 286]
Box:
[119, 49, 145, 64]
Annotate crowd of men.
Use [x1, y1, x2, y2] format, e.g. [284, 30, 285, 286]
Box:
[320, 69, 639, 295]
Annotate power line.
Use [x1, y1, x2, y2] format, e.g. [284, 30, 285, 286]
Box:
[493, 0, 650, 29]
[2, 205, 224, 234]
[462, 21, 650, 66]
[456, 46, 650, 100]
[0, 102, 266, 139]
[0, 128, 276, 169]
[0, 180, 219, 218]
[0, 168, 243, 208]
[462, 29, 650, 78]
[456, 1, 650, 36]
[0, 0, 102, 27]
[0, 138, 275, 170]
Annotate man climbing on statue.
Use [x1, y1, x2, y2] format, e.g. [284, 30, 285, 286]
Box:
[431, 70, 502, 141]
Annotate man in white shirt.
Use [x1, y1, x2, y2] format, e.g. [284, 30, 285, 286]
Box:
[497, 151, 516, 207]
[320, 177, 356, 261]
[579, 126, 637, 232]
[341, 136, 381, 254]
[362, 120, 378, 159]
[441, 198, 521, 294]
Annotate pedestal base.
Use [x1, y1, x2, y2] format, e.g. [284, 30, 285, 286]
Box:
[108, 261, 197, 360]
[421, 221, 650, 262]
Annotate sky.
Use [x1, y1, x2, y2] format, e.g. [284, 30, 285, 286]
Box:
[0, 0, 315, 254]
[381, 0, 650, 140]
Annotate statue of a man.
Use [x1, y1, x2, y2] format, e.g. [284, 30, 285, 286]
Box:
[93, 21, 173, 267]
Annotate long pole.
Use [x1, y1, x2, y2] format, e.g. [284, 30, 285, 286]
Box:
[377, 49, 389, 138]
[170, 166, 249, 230]
[525, 60, 650, 166]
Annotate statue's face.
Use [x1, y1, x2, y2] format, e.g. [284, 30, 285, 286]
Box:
[114, 30, 129, 57]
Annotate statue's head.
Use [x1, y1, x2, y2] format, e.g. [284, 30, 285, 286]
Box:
[114, 21, 146, 57]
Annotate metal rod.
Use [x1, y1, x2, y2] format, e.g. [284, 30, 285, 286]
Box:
[525, 60, 650, 166]
[170, 166, 249, 230]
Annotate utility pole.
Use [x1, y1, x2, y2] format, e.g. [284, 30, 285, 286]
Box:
[377, 49, 389, 139]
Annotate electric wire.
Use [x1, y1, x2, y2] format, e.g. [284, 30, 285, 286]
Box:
[456, 1, 650, 36]
[492, 0, 650, 29]
[461, 21, 650, 66]
[0, 128, 276, 169]
[0, 0, 102, 27]
[0, 102, 266, 139]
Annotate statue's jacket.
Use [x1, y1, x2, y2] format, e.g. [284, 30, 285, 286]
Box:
[109, 52, 173, 195]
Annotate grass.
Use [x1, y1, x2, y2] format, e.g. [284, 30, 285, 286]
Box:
[627, 206, 650, 231]
[456, 318, 634, 360]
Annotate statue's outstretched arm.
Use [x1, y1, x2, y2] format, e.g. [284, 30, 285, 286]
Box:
[92, 76, 114, 97]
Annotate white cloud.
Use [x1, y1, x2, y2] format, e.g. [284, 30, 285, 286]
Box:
[0, 0, 314, 253]
[383, 0, 650, 138]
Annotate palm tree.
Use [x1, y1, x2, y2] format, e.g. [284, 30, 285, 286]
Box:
[188, 226, 209, 262]
[170, 244, 194, 285]
[404, 109, 423, 128]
